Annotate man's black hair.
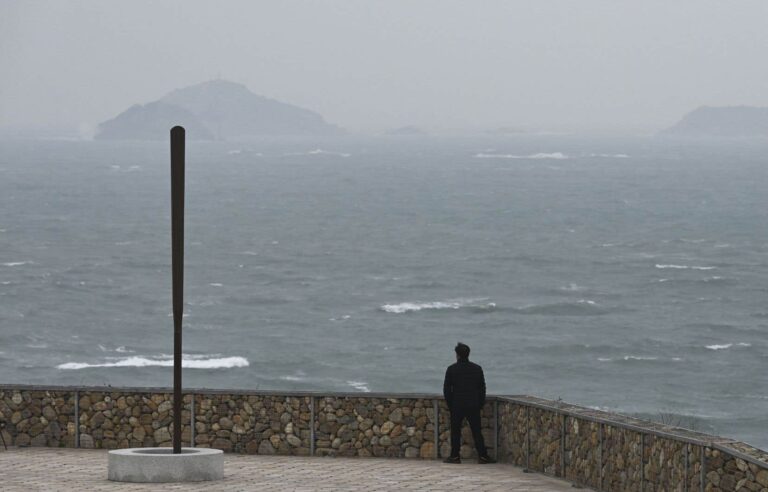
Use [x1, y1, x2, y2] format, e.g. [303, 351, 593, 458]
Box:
[455, 342, 470, 361]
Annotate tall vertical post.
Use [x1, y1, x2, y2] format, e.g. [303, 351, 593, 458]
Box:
[171, 126, 185, 454]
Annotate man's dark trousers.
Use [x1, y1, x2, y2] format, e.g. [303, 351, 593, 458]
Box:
[449, 405, 487, 458]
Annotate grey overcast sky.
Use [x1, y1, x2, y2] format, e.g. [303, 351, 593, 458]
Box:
[1, 0, 767, 135]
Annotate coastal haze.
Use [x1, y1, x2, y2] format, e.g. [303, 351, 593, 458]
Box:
[2, 1, 768, 452]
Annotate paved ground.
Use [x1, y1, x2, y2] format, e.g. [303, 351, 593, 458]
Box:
[0, 447, 574, 491]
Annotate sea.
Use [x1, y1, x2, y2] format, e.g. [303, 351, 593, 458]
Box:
[1, 135, 767, 449]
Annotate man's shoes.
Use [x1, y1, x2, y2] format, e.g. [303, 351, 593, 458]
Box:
[442, 456, 461, 464]
[478, 455, 497, 464]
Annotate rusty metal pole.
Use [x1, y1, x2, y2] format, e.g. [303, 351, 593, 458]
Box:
[171, 126, 185, 454]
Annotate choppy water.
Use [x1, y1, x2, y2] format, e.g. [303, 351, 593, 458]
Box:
[1, 136, 767, 449]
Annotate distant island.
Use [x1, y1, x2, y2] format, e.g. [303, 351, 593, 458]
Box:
[660, 106, 768, 137]
[96, 80, 343, 140]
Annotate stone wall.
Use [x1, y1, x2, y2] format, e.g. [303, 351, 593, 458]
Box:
[495, 395, 768, 492]
[2, 385, 768, 492]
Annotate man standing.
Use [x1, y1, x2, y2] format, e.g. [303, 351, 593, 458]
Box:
[442, 342, 496, 464]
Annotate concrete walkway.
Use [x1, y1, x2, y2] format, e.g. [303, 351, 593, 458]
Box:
[0, 447, 574, 491]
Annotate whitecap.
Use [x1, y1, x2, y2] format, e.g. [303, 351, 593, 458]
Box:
[347, 380, 371, 392]
[281, 370, 307, 382]
[380, 298, 495, 314]
[655, 264, 717, 270]
[474, 152, 568, 160]
[622, 356, 658, 361]
[281, 375, 305, 382]
[284, 149, 351, 158]
[2, 261, 31, 267]
[57, 355, 249, 370]
[560, 283, 584, 291]
[705, 342, 751, 350]
[706, 344, 732, 350]
[115, 346, 134, 353]
[209, 283, 223, 287]
[589, 153, 630, 158]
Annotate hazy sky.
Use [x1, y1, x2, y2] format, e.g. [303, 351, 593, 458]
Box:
[2, 0, 767, 135]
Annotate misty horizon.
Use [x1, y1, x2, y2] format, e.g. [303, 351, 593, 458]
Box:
[2, 0, 768, 137]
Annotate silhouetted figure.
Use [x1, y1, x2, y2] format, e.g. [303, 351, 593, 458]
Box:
[442, 343, 496, 464]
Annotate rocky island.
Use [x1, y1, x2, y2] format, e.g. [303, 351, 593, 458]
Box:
[660, 106, 768, 137]
[96, 80, 343, 140]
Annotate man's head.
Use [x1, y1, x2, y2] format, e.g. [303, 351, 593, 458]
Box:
[455, 342, 470, 361]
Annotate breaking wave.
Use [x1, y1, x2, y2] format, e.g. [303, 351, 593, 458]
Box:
[474, 152, 569, 160]
[705, 343, 751, 351]
[57, 355, 249, 370]
[655, 264, 717, 270]
[2, 261, 31, 267]
[283, 149, 351, 158]
[347, 380, 371, 392]
[589, 153, 630, 158]
[380, 298, 496, 314]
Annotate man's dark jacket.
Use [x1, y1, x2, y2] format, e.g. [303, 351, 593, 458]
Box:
[443, 359, 486, 410]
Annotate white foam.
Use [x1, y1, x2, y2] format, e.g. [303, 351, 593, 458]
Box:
[281, 375, 305, 382]
[115, 346, 134, 353]
[622, 356, 658, 361]
[284, 149, 351, 158]
[209, 283, 224, 287]
[706, 344, 732, 350]
[380, 298, 495, 314]
[589, 153, 630, 158]
[560, 283, 584, 291]
[347, 380, 371, 392]
[2, 261, 31, 267]
[57, 355, 249, 370]
[474, 152, 568, 160]
[655, 264, 717, 270]
[281, 370, 307, 382]
[705, 342, 751, 350]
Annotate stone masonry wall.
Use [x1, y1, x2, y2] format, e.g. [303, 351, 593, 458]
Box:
[2, 385, 768, 492]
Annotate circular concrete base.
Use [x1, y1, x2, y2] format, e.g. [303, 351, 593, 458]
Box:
[108, 447, 223, 483]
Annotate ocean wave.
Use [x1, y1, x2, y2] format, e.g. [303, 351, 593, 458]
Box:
[280, 370, 307, 382]
[347, 380, 371, 392]
[474, 152, 568, 160]
[657, 276, 732, 285]
[2, 261, 31, 267]
[283, 149, 351, 158]
[227, 149, 263, 156]
[560, 283, 586, 292]
[598, 355, 676, 362]
[655, 264, 717, 270]
[705, 343, 751, 351]
[57, 355, 249, 370]
[589, 153, 630, 158]
[510, 300, 605, 316]
[380, 298, 496, 314]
